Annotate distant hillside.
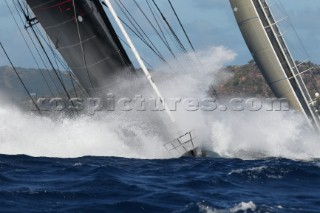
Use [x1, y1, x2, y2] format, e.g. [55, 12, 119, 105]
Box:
[0, 66, 80, 103]
[1, 62, 320, 104]
[213, 60, 320, 98]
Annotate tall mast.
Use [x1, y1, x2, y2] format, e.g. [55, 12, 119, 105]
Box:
[103, 0, 175, 122]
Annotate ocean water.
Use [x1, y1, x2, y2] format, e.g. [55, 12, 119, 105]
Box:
[1, 46, 320, 212]
[1, 155, 320, 212]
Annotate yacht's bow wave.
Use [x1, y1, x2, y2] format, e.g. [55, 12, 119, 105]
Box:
[1, 46, 319, 160]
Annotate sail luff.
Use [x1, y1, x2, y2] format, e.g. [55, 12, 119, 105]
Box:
[255, 0, 317, 120]
[259, 0, 320, 130]
[230, 0, 304, 111]
[259, 1, 312, 103]
[252, 0, 306, 117]
[230, 0, 320, 131]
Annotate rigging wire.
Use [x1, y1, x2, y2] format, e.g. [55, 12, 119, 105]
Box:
[167, 0, 196, 53]
[14, 5, 62, 95]
[40, 27, 80, 98]
[16, 0, 64, 84]
[13, 0, 199, 101]
[277, 0, 320, 94]
[45, 33, 64, 84]
[23, 21, 79, 112]
[119, 18, 168, 64]
[145, 0, 170, 49]
[101, 1, 168, 64]
[34, 26, 71, 88]
[117, 0, 163, 57]
[133, 0, 177, 60]
[105, 0, 198, 69]
[14, 2, 70, 96]
[69, 72, 78, 97]
[25, 30, 62, 95]
[117, 36, 153, 69]
[166, 0, 202, 66]
[13, 0, 79, 108]
[19, 5, 83, 112]
[27, 22, 81, 112]
[151, 0, 198, 67]
[29, 22, 73, 99]
[116, 0, 167, 62]
[6, 0, 56, 97]
[72, 0, 96, 94]
[114, 1, 146, 44]
[149, 1, 184, 56]
[34, 24, 80, 80]
[0, 42, 41, 113]
[147, 0, 193, 68]
[151, 0, 188, 54]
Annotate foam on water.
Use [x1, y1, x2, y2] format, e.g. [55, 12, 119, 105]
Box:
[1, 45, 320, 160]
[0, 105, 168, 158]
[0, 46, 232, 159]
[209, 109, 320, 160]
[198, 201, 257, 213]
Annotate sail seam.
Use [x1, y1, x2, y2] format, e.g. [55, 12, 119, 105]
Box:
[45, 19, 74, 30]
[70, 56, 112, 70]
[57, 35, 97, 50]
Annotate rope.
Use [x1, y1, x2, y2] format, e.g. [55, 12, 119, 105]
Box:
[116, 0, 166, 62]
[72, 0, 95, 93]
[118, 36, 153, 69]
[12, 2, 62, 95]
[34, 25, 81, 98]
[167, 0, 196, 53]
[150, 1, 184, 55]
[7, 0, 56, 97]
[151, 0, 188, 54]
[29, 24, 73, 99]
[13, 0, 70, 97]
[26, 27, 62, 95]
[119, 16, 168, 64]
[277, 0, 320, 93]
[0, 42, 41, 113]
[134, 0, 177, 60]
[145, 0, 170, 49]
[101, 1, 168, 64]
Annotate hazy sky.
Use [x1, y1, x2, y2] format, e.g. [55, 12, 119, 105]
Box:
[0, 0, 320, 68]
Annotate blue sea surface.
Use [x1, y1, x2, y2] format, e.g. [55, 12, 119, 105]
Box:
[0, 154, 320, 212]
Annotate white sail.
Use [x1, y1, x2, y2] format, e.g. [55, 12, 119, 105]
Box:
[230, 0, 320, 131]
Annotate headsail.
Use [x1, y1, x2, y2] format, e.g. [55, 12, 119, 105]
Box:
[230, 0, 320, 131]
[25, 0, 134, 96]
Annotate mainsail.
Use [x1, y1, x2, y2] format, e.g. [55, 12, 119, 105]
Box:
[16, 0, 198, 156]
[25, 0, 134, 96]
[230, 0, 320, 131]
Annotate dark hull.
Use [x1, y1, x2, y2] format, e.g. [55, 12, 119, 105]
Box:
[26, 0, 133, 95]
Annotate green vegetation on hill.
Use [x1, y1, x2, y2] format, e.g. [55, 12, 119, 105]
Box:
[214, 60, 320, 98]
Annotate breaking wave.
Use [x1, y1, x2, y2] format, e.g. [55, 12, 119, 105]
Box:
[198, 201, 257, 213]
[1, 46, 320, 160]
[208, 108, 320, 160]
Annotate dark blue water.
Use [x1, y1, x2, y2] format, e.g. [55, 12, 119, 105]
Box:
[0, 155, 320, 212]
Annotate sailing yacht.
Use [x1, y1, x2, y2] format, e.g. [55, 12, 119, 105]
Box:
[23, 0, 196, 156]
